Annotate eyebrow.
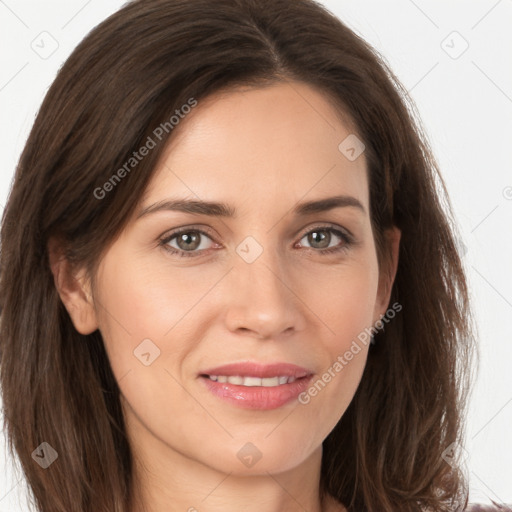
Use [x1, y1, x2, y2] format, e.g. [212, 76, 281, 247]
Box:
[136, 194, 366, 220]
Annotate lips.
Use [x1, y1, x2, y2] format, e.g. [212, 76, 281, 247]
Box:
[200, 362, 310, 379]
[198, 362, 314, 410]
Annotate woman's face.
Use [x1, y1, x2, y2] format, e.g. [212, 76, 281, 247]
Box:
[74, 81, 399, 477]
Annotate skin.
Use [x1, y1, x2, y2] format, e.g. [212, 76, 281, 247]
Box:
[50, 81, 400, 512]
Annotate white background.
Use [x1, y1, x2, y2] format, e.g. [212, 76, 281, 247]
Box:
[0, 1, 511, 510]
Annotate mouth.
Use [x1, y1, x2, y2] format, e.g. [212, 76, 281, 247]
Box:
[204, 375, 301, 386]
[198, 362, 314, 410]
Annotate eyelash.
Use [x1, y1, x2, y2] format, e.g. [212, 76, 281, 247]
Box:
[158, 224, 354, 258]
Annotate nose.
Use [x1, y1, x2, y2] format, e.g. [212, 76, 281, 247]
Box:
[222, 244, 307, 340]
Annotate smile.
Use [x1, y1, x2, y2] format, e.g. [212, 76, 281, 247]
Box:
[206, 375, 298, 386]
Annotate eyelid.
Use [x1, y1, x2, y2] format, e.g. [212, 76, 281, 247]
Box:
[296, 221, 354, 241]
[160, 224, 217, 240]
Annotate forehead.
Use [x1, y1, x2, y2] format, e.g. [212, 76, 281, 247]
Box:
[141, 81, 369, 215]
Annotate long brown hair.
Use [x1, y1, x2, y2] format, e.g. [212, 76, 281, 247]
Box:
[0, 0, 476, 510]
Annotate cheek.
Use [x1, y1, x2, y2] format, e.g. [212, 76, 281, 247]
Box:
[92, 255, 209, 448]
[92, 250, 228, 415]
[93, 250, 214, 353]
[91, 256, 166, 398]
[308, 257, 379, 348]
[297, 258, 378, 416]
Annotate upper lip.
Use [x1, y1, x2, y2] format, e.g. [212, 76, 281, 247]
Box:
[199, 362, 312, 379]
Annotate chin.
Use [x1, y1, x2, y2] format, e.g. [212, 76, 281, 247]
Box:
[197, 434, 318, 476]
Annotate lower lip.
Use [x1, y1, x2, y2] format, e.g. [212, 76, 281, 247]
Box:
[200, 375, 314, 410]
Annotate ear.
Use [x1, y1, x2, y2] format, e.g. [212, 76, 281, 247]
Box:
[374, 226, 401, 321]
[47, 237, 99, 335]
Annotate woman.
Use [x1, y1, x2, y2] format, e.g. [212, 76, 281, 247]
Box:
[0, 0, 503, 510]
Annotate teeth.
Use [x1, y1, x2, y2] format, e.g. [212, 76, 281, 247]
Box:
[207, 375, 299, 387]
[243, 376, 263, 386]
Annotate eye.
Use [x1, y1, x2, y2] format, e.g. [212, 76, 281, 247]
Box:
[160, 228, 217, 257]
[296, 225, 353, 255]
[159, 224, 354, 258]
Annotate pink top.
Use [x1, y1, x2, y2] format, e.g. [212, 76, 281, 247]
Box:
[465, 504, 512, 511]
